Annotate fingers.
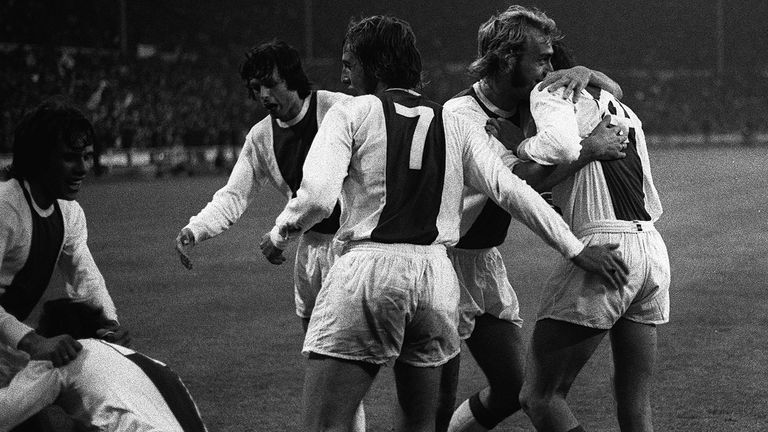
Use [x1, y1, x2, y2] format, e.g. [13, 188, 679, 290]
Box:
[175, 231, 194, 270]
[562, 80, 577, 101]
[177, 249, 193, 270]
[52, 337, 82, 367]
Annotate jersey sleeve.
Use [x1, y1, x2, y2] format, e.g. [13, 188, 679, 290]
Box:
[0, 194, 35, 347]
[271, 102, 353, 248]
[0, 360, 63, 430]
[516, 87, 583, 165]
[185, 123, 271, 242]
[455, 116, 584, 258]
[58, 202, 118, 322]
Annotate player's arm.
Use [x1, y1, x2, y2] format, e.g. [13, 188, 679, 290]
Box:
[459, 121, 628, 289]
[538, 65, 623, 102]
[269, 104, 352, 250]
[58, 204, 130, 347]
[512, 88, 626, 190]
[0, 209, 80, 361]
[176, 129, 269, 269]
[0, 360, 64, 429]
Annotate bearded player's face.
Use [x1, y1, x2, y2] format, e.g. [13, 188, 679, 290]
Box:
[509, 28, 554, 93]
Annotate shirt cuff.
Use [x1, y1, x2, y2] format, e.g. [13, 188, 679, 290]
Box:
[269, 225, 290, 250]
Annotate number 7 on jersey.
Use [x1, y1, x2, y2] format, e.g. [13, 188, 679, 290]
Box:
[394, 103, 435, 170]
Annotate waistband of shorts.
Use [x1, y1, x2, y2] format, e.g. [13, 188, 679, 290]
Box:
[446, 246, 495, 256]
[574, 220, 656, 238]
[343, 241, 447, 257]
[302, 230, 335, 241]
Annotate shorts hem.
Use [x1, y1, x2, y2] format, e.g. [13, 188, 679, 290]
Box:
[394, 348, 461, 368]
[621, 315, 669, 326]
[302, 349, 392, 365]
[301, 348, 461, 368]
[536, 315, 613, 330]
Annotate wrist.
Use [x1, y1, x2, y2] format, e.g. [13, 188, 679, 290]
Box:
[17, 330, 43, 352]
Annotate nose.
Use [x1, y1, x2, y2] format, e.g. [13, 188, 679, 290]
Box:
[74, 155, 88, 175]
[259, 86, 272, 101]
[341, 69, 350, 85]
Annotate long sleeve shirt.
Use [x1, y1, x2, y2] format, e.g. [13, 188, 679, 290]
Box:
[271, 89, 584, 259]
[0, 339, 199, 431]
[517, 86, 663, 231]
[0, 180, 118, 348]
[184, 90, 350, 242]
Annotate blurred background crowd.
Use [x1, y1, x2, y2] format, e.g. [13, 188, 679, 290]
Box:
[2, 0, 767, 160]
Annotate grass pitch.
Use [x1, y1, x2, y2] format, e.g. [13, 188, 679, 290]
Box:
[65, 147, 768, 431]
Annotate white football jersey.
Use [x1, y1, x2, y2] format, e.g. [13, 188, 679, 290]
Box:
[522, 86, 663, 231]
[274, 89, 584, 259]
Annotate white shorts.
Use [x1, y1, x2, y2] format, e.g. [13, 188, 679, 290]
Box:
[537, 220, 671, 329]
[303, 242, 461, 367]
[447, 247, 523, 339]
[294, 231, 338, 319]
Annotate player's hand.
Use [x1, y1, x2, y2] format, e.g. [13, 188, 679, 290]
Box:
[259, 233, 286, 265]
[570, 244, 629, 290]
[485, 118, 525, 150]
[538, 66, 592, 103]
[18, 331, 82, 367]
[581, 116, 628, 161]
[175, 228, 195, 270]
[97, 320, 132, 347]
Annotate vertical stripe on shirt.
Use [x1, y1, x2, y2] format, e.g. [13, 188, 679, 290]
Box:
[370, 91, 446, 244]
[600, 101, 651, 221]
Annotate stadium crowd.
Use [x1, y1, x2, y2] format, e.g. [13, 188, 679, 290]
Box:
[2, 44, 767, 156]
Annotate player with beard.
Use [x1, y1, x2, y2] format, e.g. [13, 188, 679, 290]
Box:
[268, 15, 628, 432]
[442, 6, 629, 432]
[0, 98, 130, 366]
[514, 40, 670, 432]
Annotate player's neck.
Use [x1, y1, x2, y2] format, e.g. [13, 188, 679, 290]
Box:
[25, 179, 55, 209]
[479, 78, 519, 113]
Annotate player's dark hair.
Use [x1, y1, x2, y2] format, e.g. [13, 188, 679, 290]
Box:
[470, 5, 561, 79]
[551, 40, 577, 70]
[343, 15, 422, 90]
[240, 39, 312, 99]
[37, 299, 104, 339]
[10, 98, 95, 182]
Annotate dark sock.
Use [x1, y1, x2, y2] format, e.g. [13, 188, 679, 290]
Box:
[468, 392, 507, 430]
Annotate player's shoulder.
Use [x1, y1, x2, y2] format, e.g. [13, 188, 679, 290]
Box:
[244, 116, 273, 143]
[0, 179, 25, 220]
[57, 198, 86, 226]
[316, 89, 353, 106]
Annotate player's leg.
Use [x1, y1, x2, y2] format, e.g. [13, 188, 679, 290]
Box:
[436, 354, 461, 432]
[303, 354, 378, 432]
[394, 360, 444, 432]
[610, 318, 657, 432]
[449, 314, 525, 431]
[519, 319, 607, 432]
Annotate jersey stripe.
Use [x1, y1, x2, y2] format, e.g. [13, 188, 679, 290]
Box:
[271, 92, 340, 234]
[126, 353, 207, 432]
[370, 91, 446, 244]
[600, 101, 651, 221]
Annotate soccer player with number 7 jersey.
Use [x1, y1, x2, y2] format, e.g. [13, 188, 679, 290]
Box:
[268, 15, 629, 432]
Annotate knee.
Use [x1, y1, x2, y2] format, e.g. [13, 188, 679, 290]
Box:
[519, 385, 555, 418]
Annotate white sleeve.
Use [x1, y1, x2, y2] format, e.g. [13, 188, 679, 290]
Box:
[0, 201, 35, 347]
[516, 87, 583, 165]
[0, 360, 63, 430]
[271, 104, 351, 248]
[185, 127, 270, 243]
[457, 118, 584, 258]
[58, 203, 118, 322]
